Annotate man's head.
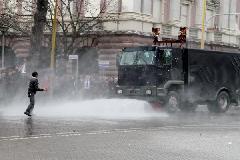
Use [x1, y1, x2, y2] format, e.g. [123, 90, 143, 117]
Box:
[32, 71, 38, 78]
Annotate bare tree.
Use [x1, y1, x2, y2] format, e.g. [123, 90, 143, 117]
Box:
[2, 0, 118, 68]
[0, 1, 31, 35]
[0, 0, 49, 68]
[46, 0, 118, 56]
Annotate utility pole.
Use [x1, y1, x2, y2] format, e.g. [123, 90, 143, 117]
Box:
[50, 0, 58, 69]
[49, 0, 58, 98]
[201, 0, 207, 49]
[1, 31, 5, 69]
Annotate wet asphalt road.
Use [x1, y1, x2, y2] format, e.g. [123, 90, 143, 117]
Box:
[0, 104, 240, 160]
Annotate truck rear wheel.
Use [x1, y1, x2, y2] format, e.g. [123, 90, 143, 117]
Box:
[207, 91, 230, 113]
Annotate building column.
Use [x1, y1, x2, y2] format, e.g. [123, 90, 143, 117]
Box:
[237, 0, 240, 30]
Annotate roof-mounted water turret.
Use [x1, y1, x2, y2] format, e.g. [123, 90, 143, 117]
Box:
[152, 27, 187, 47]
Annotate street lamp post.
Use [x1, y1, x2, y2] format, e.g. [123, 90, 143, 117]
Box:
[51, 0, 58, 70]
[201, 0, 207, 49]
[0, 26, 8, 69]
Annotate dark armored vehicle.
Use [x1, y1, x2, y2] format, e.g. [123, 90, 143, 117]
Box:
[116, 28, 240, 113]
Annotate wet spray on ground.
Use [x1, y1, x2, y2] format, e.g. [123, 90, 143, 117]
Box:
[0, 98, 169, 119]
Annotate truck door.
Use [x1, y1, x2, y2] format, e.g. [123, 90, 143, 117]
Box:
[156, 49, 173, 84]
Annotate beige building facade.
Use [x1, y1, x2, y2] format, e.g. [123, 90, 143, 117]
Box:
[1, 0, 240, 75]
[103, 0, 240, 46]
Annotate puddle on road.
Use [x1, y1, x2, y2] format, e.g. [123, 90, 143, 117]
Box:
[0, 99, 168, 119]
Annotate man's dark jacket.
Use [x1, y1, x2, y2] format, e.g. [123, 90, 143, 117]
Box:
[28, 77, 44, 96]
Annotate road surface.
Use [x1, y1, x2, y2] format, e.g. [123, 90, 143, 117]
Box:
[0, 99, 240, 160]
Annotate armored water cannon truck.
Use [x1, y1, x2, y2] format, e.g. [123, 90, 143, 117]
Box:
[116, 27, 240, 113]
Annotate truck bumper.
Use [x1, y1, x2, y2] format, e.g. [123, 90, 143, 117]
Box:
[115, 86, 167, 102]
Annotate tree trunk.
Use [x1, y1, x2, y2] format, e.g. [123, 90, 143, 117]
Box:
[31, 0, 48, 70]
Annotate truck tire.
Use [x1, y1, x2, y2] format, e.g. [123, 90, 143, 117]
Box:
[207, 91, 230, 113]
[165, 91, 180, 113]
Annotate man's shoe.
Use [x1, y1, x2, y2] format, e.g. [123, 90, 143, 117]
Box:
[24, 111, 31, 116]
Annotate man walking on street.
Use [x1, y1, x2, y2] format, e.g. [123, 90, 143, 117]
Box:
[24, 72, 47, 116]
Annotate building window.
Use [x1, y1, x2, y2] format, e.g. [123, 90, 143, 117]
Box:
[134, 0, 141, 13]
[142, 0, 152, 15]
[180, 3, 188, 26]
[57, 0, 76, 19]
[5, 0, 17, 12]
[122, 0, 153, 15]
[22, 0, 33, 15]
[85, 0, 101, 17]
[69, 0, 77, 15]
[153, 0, 161, 22]
[122, 0, 134, 12]
[106, 0, 119, 13]
[47, 0, 54, 19]
[206, 9, 214, 28]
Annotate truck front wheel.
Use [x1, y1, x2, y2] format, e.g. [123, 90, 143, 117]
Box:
[207, 91, 230, 113]
[165, 91, 180, 113]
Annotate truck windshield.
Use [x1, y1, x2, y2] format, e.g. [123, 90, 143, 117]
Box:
[120, 51, 155, 65]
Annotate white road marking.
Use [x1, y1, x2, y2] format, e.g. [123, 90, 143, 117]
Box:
[86, 132, 97, 135]
[0, 124, 239, 142]
[56, 132, 76, 135]
[39, 134, 51, 136]
[0, 136, 20, 139]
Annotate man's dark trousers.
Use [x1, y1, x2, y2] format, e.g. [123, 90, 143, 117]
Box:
[26, 93, 35, 114]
